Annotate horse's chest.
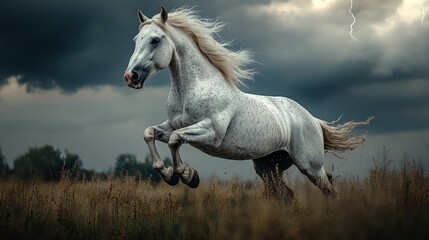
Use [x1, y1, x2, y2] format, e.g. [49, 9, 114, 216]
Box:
[166, 87, 227, 129]
[166, 97, 201, 129]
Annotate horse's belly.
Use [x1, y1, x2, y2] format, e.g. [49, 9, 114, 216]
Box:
[191, 114, 284, 160]
[188, 143, 249, 160]
[190, 142, 270, 160]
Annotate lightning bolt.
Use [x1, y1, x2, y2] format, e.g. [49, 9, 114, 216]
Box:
[420, 0, 426, 25]
[348, 0, 358, 40]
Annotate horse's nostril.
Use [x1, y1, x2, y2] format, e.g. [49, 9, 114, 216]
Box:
[131, 70, 140, 83]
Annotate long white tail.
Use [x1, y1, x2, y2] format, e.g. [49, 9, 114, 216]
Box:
[319, 117, 374, 152]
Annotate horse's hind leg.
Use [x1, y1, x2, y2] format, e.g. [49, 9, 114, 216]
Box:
[298, 164, 337, 197]
[288, 124, 337, 197]
[326, 170, 333, 185]
[252, 151, 294, 203]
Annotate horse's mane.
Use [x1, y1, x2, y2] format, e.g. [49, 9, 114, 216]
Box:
[155, 7, 254, 86]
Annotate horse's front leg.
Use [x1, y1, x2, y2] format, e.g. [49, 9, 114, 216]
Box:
[143, 121, 180, 185]
[168, 118, 223, 188]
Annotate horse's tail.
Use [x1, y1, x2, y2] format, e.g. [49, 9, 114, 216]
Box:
[318, 117, 374, 153]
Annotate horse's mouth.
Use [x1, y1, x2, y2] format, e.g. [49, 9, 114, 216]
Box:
[126, 78, 145, 89]
[124, 67, 153, 89]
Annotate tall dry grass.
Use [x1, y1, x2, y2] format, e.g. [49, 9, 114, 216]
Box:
[0, 154, 428, 240]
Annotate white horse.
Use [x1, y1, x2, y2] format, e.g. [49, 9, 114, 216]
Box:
[124, 6, 372, 199]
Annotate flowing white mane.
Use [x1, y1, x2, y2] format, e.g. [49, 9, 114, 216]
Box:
[155, 7, 255, 86]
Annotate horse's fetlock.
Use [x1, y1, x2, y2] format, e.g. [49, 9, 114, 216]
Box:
[152, 161, 164, 170]
[174, 166, 186, 174]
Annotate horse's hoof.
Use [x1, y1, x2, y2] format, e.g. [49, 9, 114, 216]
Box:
[185, 169, 200, 188]
[165, 173, 180, 186]
[188, 169, 200, 188]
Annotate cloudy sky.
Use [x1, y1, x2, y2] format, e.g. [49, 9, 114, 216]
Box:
[1, 0, 428, 179]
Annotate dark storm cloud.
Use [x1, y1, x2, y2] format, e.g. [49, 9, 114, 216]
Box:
[1, 0, 428, 134]
[210, 1, 429, 133]
[0, 0, 165, 90]
[172, 0, 429, 134]
[0, 0, 271, 90]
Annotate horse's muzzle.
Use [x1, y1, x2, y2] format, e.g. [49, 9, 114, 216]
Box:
[124, 69, 147, 89]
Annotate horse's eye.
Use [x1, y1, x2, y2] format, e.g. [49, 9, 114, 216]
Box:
[151, 37, 160, 45]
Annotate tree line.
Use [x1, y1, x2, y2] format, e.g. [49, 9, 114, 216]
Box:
[0, 145, 169, 183]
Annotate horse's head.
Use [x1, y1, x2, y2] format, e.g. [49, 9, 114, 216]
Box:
[124, 6, 173, 89]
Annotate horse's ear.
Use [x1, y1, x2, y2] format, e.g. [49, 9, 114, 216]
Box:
[160, 6, 168, 22]
[137, 9, 148, 23]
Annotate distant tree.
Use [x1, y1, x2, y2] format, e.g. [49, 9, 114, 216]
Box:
[79, 168, 96, 181]
[142, 154, 162, 183]
[60, 150, 83, 178]
[0, 147, 9, 176]
[14, 145, 62, 180]
[115, 153, 139, 175]
[114, 153, 172, 183]
[13, 145, 83, 181]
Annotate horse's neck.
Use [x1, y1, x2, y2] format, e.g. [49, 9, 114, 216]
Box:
[167, 29, 228, 96]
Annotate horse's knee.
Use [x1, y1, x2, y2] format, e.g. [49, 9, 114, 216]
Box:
[297, 165, 322, 184]
[167, 132, 182, 148]
[144, 127, 155, 142]
[299, 165, 337, 196]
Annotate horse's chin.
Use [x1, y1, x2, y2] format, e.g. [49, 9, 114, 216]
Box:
[132, 84, 144, 89]
[127, 78, 145, 89]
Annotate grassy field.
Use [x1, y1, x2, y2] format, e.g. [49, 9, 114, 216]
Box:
[0, 157, 428, 240]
